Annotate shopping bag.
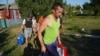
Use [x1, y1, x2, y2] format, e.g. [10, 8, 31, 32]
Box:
[17, 33, 25, 45]
[57, 43, 68, 56]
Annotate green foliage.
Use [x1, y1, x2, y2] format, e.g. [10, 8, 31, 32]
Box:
[66, 4, 75, 18]
[64, 16, 100, 34]
[70, 24, 80, 32]
[75, 5, 81, 10]
[0, 16, 100, 56]
[83, 2, 93, 15]
[16, 0, 64, 19]
[83, 0, 100, 15]
[63, 3, 82, 18]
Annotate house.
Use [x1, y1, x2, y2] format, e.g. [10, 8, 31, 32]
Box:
[0, 3, 22, 28]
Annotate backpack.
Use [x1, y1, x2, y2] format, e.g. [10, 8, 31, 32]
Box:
[17, 33, 25, 45]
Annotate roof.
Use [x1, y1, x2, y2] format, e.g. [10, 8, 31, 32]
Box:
[0, 2, 19, 9]
[0, 5, 6, 9]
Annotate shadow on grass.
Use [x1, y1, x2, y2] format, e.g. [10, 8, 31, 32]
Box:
[0, 29, 9, 48]
[61, 33, 100, 56]
[23, 43, 40, 56]
[1, 45, 17, 56]
[91, 29, 100, 36]
[0, 28, 18, 56]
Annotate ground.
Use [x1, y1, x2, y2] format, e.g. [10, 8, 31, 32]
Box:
[0, 16, 100, 56]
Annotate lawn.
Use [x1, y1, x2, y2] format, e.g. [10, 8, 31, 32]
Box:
[63, 16, 100, 35]
[0, 16, 100, 56]
[62, 16, 100, 56]
[0, 25, 40, 56]
[0, 25, 24, 56]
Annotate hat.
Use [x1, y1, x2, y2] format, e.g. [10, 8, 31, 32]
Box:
[28, 13, 33, 18]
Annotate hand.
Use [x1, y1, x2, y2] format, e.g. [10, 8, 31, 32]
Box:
[58, 40, 63, 48]
[41, 45, 46, 53]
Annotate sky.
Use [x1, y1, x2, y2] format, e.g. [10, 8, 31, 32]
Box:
[0, 0, 15, 4]
[0, 0, 90, 7]
[64, 0, 90, 7]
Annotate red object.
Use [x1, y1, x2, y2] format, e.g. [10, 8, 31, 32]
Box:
[38, 16, 44, 25]
[2, 10, 7, 19]
[57, 43, 69, 56]
[63, 47, 68, 56]
[58, 43, 64, 48]
[9, 10, 14, 19]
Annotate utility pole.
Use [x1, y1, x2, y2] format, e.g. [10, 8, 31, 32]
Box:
[6, 0, 9, 17]
[4, 0, 9, 28]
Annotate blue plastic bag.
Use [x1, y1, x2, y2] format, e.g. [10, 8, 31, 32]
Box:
[17, 33, 25, 45]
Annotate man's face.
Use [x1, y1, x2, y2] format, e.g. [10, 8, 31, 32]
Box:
[54, 6, 63, 18]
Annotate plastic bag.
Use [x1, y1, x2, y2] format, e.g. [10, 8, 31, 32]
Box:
[57, 43, 68, 56]
[17, 33, 25, 45]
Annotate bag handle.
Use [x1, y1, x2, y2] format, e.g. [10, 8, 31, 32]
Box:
[58, 43, 64, 48]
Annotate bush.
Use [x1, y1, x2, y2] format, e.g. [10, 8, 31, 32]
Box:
[70, 25, 80, 32]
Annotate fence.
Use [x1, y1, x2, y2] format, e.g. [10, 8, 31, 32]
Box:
[0, 19, 22, 28]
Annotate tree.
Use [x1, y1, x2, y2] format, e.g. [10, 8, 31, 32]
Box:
[83, 0, 100, 15]
[67, 4, 75, 17]
[83, 2, 93, 15]
[90, 0, 100, 15]
[16, 0, 33, 18]
[75, 5, 81, 10]
[16, 0, 63, 19]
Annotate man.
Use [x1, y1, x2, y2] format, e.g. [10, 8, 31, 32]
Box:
[38, 3, 63, 56]
[20, 14, 36, 46]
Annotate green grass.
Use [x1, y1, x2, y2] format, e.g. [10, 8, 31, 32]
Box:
[62, 16, 100, 56]
[0, 16, 100, 56]
[0, 24, 40, 56]
[0, 25, 24, 56]
[63, 16, 100, 34]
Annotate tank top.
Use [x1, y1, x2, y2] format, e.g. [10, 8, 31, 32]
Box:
[44, 14, 60, 45]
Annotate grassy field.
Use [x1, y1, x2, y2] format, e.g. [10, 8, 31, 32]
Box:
[0, 16, 100, 56]
[0, 25, 40, 56]
[62, 16, 100, 56]
[63, 16, 100, 35]
[0, 25, 24, 56]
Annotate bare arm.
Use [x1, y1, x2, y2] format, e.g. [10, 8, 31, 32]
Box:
[57, 31, 62, 44]
[20, 19, 25, 33]
[38, 17, 49, 52]
[20, 24, 24, 33]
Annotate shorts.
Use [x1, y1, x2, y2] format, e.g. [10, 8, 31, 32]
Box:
[45, 41, 59, 56]
[24, 28, 32, 38]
